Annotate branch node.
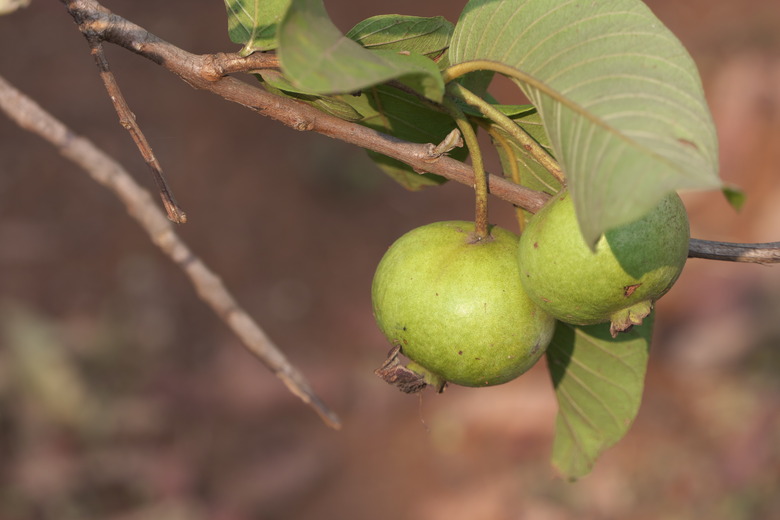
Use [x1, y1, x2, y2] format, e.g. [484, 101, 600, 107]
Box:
[201, 53, 226, 82]
[293, 119, 315, 132]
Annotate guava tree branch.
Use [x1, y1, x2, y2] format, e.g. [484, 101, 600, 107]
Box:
[0, 74, 341, 430]
[59, 0, 550, 213]
[59, 0, 780, 260]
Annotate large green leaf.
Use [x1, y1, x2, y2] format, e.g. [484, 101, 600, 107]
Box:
[346, 15, 453, 59]
[450, 0, 722, 245]
[224, 0, 291, 55]
[278, 0, 445, 101]
[547, 317, 653, 480]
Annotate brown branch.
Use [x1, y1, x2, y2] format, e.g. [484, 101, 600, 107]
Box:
[688, 239, 780, 264]
[59, 1, 780, 273]
[200, 51, 280, 80]
[87, 37, 187, 223]
[60, 0, 551, 214]
[0, 74, 341, 430]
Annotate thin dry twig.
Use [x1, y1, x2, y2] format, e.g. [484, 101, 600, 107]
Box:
[0, 74, 341, 429]
[87, 37, 187, 223]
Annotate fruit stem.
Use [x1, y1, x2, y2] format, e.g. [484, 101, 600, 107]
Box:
[446, 81, 564, 185]
[443, 89, 490, 239]
[486, 125, 527, 232]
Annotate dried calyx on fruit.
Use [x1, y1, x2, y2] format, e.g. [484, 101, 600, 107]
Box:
[517, 190, 690, 337]
[372, 221, 556, 392]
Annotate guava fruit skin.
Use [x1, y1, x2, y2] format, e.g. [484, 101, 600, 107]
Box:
[517, 190, 689, 332]
[372, 221, 556, 388]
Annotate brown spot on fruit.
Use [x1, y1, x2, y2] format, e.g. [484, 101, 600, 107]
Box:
[624, 283, 642, 297]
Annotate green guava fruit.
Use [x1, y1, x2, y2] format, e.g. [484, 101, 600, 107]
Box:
[517, 190, 689, 337]
[371, 221, 556, 391]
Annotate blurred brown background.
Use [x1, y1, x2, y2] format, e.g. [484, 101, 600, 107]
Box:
[1, 1, 780, 519]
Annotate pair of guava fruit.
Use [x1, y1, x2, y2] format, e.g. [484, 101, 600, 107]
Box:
[371, 190, 689, 391]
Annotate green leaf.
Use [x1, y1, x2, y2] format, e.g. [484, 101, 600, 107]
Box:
[491, 108, 561, 197]
[257, 70, 364, 121]
[224, 0, 291, 55]
[343, 85, 462, 189]
[366, 151, 447, 190]
[450, 0, 722, 245]
[723, 184, 746, 211]
[258, 70, 455, 189]
[547, 317, 653, 480]
[346, 15, 453, 59]
[278, 0, 445, 101]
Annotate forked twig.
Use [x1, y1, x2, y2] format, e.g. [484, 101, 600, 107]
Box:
[0, 74, 341, 429]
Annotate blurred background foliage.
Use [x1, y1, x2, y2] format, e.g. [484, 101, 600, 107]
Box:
[1, 1, 780, 519]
